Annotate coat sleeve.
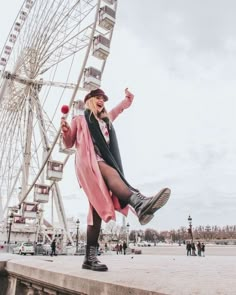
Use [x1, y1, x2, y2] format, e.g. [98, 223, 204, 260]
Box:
[109, 95, 134, 122]
[62, 117, 77, 148]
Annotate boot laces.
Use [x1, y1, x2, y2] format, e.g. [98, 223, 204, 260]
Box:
[88, 246, 99, 263]
[137, 192, 147, 200]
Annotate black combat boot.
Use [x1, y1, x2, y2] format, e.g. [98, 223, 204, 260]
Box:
[82, 245, 108, 271]
[129, 188, 171, 225]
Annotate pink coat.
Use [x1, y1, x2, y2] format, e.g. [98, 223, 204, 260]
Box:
[63, 96, 134, 225]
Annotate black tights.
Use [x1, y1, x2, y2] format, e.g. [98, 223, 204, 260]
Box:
[86, 208, 102, 246]
[98, 161, 132, 201]
[86, 162, 132, 246]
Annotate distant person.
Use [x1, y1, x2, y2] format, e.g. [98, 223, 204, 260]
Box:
[186, 241, 192, 256]
[61, 88, 171, 271]
[104, 243, 108, 252]
[191, 242, 196, 256]
[96, 242, 100, 256]
[119, 243, 123, 254]
[197, 241, 202, 256]
[201, 243, 205, 257]
[123, 241, 127, 255]
[97, 243, 101, 256]
[115, 243, 119, 255]
[50, 239, 56, 256]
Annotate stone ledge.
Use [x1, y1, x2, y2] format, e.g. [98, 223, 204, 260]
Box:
[1, 254, 236, 294]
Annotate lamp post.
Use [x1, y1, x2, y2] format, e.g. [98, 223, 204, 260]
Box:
[205, 225, 211, 241]
[74, 218, 80, 255]
[153, 233, 157, 246]
[135, 231, 138, 246]
[35, 208, 43, 244]
[99, 227, 103, 242]
[7, 212, 14, 252]
[126, 222, 130, 246]
[178, 229, 181, 246]
[188, 215, 193, 242]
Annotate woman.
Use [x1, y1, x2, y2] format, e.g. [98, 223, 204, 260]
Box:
[61, 88, 171, 271]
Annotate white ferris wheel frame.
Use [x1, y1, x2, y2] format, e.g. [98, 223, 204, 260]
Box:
[0, 0, 118, 244]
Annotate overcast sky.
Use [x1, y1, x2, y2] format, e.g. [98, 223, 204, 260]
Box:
[1, 1, 236, 232]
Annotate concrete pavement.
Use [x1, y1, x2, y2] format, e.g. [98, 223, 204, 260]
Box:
[1, 251, 236, 294]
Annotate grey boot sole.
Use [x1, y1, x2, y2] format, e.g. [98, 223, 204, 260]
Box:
[82, 263, 108, 271]
[138, 188, 171, 224]
[139, 213, 154, 225]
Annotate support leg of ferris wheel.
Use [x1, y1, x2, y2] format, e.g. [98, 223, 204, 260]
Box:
[2, 167, 22, 218]
[21, 89, 35, 199]
[0, 79, 9, 105]
[0, 197, 3, 220]
[34, 89, 73, 244]
[53, 183, 73, 245]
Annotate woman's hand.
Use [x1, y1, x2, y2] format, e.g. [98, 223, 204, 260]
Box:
[120, 88, 134, 110]
[125, 88, 134, 101]
[61, 118, 70, 133]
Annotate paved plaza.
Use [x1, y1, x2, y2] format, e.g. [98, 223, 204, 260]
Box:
[1, 245, 236, 294]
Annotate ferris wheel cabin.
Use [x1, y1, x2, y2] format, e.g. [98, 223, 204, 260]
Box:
[9, 34, 17, 43]
[83, 67, 102, 90]
[22, 202, 38, 219]
[25, 0, 34, 9]
[20, 11, 28, 21]
[102, 0, 115, 5]
[0, 58, 7, 66]
[34, 184, 50, 203]
[11, 215, 26, 232]
[92, 35, 110, 60]
[46, 160, 63, 181]
[4, 46, 12, 55]
[14, 22, 21, 33]
[59, 134, 76, 155]
[99, 6, 116, 31]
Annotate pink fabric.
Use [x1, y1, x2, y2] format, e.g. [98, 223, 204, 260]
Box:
[62, 96, 134, 225]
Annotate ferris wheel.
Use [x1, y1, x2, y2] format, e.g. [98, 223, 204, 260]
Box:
[0, 0, 117, 243]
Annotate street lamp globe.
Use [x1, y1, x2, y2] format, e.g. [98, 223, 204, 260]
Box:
[205, 225, 210, 231]
[9, 212, 14, 222]
[188, 215, 192, 224]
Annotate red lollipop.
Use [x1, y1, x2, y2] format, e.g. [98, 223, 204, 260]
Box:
[61, 105, 69, 115]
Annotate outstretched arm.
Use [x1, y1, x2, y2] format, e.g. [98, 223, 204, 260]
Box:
[109, 88, 134, 122]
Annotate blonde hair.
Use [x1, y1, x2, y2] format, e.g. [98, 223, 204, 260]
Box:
[85, 96, 110, 121]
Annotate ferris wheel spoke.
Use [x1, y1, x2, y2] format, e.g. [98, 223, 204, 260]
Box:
[0, 106, 24, 204]
[3, 167, 22, 215]
[0, 107, 21, 167]
[14, 1, 96, 79]
[33, 93, 57, 150]
[11, 1, 65, 72]
[36, 15, 96, 75]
